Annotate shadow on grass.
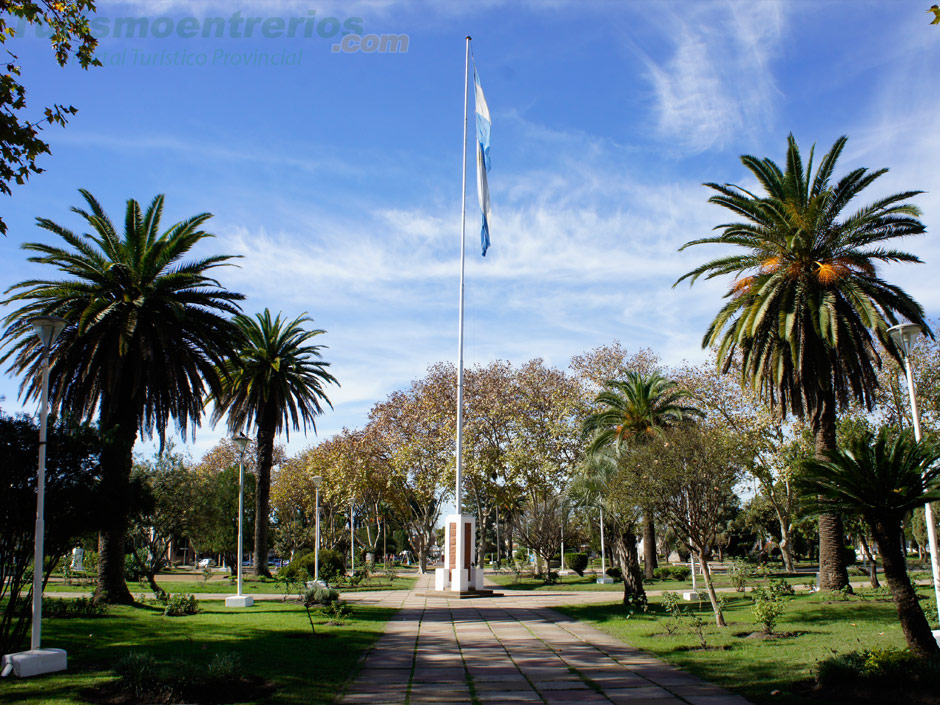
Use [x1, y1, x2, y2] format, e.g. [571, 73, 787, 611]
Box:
[0, 605, 398, 705]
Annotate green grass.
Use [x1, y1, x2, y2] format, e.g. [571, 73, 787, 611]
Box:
[46, 575, 418, 595]
[555, 587, 918, 705]
[486, 571, 814, 593]
[0, 601, 395, 704]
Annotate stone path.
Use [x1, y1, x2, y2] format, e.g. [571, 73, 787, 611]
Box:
[339, 573, 752, 705]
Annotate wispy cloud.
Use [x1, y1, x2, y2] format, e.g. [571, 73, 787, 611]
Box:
[628, 1, 788, 153]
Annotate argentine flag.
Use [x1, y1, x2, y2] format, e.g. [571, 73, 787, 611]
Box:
[473, 62, 491, 256]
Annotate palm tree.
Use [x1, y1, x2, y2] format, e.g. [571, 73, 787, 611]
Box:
[797, 429, 940, 657]
[582, 371, 702, 578]
[1, 190, 243, 603]
[212, 310, 338, 576]
[675, 134, 929, 590]
[570, 449, 645, 604]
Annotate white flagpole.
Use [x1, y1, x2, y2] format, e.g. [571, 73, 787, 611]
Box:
[455, 35, 470, 517]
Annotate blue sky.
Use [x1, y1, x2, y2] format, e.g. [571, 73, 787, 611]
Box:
[1, 0, 939, 460]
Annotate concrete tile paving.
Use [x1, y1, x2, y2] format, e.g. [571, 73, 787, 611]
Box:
[338, 572, 753, 705]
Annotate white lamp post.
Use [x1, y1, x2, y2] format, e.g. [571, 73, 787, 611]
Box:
[1, 316, 67, 679]
[889, 323, 940, 635]
[349, 500, 355, 576]
[225, 432, 253, 608]
[313, 475, 323, 584]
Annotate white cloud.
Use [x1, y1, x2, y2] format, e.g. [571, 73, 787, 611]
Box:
[628, 1, 788, 152]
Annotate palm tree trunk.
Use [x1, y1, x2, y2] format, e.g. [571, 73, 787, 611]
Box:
[94, 409, 137, 605]
[871, 517, 939, 657]
[254, 415, 276, 577]
[643, 511, 658, 579]
[614, 528, 646, 605]
[814, 395, 850, 591]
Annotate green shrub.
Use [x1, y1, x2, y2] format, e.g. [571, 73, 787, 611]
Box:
[670, 565, 692, 580]
[816, 648, 940, 689]
[43, 597, 106, 618]
[652, 567, 673, 580]
[564, 553, 588, 577]
[605, 566, 622, 581]
[281, 549, 345, 584]
[317, 549, 345, 584]
[163, 594, 198, 617]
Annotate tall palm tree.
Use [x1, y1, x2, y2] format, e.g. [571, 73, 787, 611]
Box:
[582, 371, 702, 578]
[1, 190, 243, 603]
[212, 310, 338, 576]
[675, 134, 929, 590]
[570, 449, 645, 604]
[797, 429, 940, 657]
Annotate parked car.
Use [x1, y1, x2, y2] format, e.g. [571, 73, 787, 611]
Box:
[197, 558, 215, 569]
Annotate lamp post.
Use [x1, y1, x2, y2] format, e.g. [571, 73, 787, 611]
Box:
[313, 475, 323, 583]
[889, 323, 940, 629]
[225, 432, 253, 608]
[1, 316, 68, 678]
[349, 501, 355, 576]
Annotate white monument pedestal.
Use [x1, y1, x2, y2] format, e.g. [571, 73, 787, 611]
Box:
[682, 591, 699, 601]
[596, 577, 614, 584]
[438, 514, 485, 592]
[1, 649, 67, 678]
[225, 594, 254, 607]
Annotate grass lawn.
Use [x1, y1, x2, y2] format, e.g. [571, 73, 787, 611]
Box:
[556, 587, 920, 705]
[46, 575, 418, 595]
[487, 571, 814, 593]
[0, 601, 395, 704]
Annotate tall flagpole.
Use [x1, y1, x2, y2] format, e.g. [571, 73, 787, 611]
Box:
[455, 35, 470, 517]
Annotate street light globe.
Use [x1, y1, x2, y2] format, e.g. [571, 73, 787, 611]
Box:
[888, 323, 923, 359]
[312, 475, 323, 488]
[232, 431, 251, 455]
[29, 315, 67, 350]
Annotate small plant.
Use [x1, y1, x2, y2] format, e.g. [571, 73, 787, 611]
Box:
[670, 565, 692, 581]
[605, 566, 622, 581]
[685, 610, 708, 649]
[163, 593, 199, 617]
[300, 583, 343, 634]
[201, 564, 213, 584]
[728, 558, 751, 592]
[539, 570, 559, 585]
[324, 599, 352, 625]
[751, 579, 792, 635]
[657, 591, 684, 636]
[206, 651, 242, 681]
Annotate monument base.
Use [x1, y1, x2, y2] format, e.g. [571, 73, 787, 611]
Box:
[1, 649, 67, 678]
[225, 594, 254, 608]
[596, 577, 614, 584]
[425, 588, 502, 599]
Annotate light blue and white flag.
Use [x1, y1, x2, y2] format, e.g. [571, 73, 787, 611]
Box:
[473, 62, 491, 256]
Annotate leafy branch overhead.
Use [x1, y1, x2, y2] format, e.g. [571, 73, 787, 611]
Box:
[0, 1, 100, 235]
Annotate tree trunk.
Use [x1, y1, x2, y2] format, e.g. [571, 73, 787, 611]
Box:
[858, 533, 880, 588]
[777, 515, 796, 572]
[871, 517, 939, 657]
[94, 408, 137, 605]
[696, 550, 726, 627]
[254, 415, 276, 577]
[814, 395, 850, 591]
[643, 512, 658, 579]
[614, 528, 646, 605]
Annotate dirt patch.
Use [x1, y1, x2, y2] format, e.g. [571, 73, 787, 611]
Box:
[733, 630, 801, 640]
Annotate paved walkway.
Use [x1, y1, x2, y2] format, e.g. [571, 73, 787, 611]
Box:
[339, 573, 752, 705]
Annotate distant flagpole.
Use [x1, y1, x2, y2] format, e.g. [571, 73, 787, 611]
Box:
[455, 35, 471, 517]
